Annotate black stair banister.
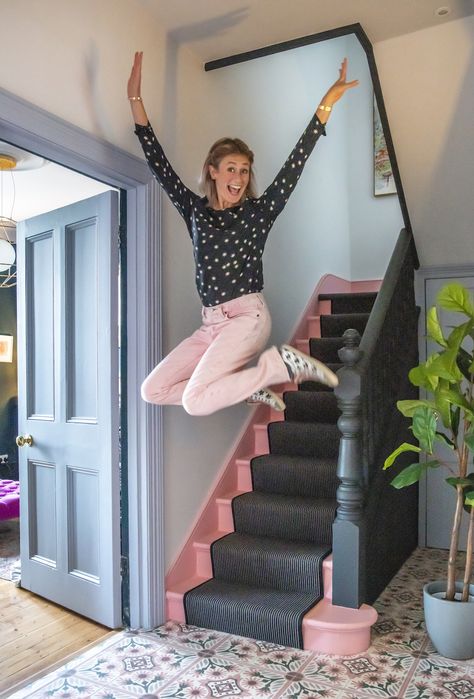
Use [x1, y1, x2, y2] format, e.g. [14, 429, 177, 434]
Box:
[358, 228, 419, 474]
[331, 227, 419, 608]
[333, 329, 366, 608]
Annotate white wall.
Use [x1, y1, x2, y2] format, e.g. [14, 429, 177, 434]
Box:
[345, 39, 404, 279]
[2, 0, 447, 571]
[374, 16, 474, 267]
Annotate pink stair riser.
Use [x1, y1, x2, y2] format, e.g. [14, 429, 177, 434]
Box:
[236, 459, 252, 491]
[253, 424, 269, 453]
[307, 316, 321, 337]
[295, 339, 310, 354]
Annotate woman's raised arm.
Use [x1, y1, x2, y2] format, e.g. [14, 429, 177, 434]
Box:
[127, 51, 149, 126]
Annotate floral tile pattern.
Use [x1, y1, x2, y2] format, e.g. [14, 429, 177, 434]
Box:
[7, 548, 474, 699]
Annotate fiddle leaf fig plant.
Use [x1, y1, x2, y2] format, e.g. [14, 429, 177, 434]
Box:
[383, 283, 474, 602]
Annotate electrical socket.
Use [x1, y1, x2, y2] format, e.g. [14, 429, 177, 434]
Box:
[0, 454, 9, 465]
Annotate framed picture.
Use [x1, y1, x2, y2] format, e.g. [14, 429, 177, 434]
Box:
[374, 96, 397, 196]
[0, 334, 13, 362]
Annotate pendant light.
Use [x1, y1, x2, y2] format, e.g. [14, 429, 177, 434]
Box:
[0, 154, 17, 288]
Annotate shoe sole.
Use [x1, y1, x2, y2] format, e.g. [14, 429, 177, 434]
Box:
[281, 344, 339, 388]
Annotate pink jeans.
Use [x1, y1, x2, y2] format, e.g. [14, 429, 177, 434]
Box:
[141, 293, 290, 416]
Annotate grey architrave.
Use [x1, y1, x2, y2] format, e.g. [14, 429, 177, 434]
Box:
[333, 329, 366, 608]
[0, 86, 164, 630]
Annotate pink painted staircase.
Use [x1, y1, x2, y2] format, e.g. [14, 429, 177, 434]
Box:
[166, 275, 379, 654]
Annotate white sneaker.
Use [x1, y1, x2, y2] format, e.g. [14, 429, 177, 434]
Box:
[279, 344, 339, 387]
[246, 388, 286, 412]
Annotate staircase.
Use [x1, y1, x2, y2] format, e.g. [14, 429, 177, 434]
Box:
[179, 288, 378, 649]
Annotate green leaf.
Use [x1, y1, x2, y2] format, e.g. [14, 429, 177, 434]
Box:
[397, 399, 436, 417]
[437, 283, 474, 317]
[391, 463, 423, 489]
[427, 349, 463, 382]
[465, 428, 474, 453]
[457, 348, 474, 381]
[439, 388, 474, 418]
[434, 379, 452, 429]
[412, 406, 437, 453]
[446, 477, 474, 488]
[390, 460, 440, 489]
[427, 306, 447, 347]
[465, 491, 474, 507]
[409, 362, 439, 391]
[434, 432, 455, 450]
[451, 405, 461, 438]
[447, 320, 474, 351]
[383, 442, 421, 470]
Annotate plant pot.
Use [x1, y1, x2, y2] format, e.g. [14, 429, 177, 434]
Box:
[423, 580, 474, 660]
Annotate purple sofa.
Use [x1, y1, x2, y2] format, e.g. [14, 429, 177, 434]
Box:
[0, 479, 20, 521]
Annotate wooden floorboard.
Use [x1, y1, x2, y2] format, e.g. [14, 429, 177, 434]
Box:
[0, 578, 115, 695]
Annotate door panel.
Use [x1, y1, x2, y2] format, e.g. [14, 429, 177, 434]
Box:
[26, 232, 55, 419]
[17, 191, 121, 627]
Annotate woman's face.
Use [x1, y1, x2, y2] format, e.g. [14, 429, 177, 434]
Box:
[209, 154, 250, 209]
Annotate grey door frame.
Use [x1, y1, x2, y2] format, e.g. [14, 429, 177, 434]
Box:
[0, 86, 164, 630]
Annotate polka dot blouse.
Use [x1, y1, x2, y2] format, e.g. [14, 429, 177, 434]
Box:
[135, 113, 326, 307]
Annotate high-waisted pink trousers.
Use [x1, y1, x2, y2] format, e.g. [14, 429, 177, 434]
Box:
[141, 293, 290, 416]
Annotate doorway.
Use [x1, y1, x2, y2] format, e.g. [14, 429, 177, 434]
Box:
[0, 86, 165, 631]
[0, 142, 122, 621]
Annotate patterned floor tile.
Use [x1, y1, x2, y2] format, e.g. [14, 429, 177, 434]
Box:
[7, 548, 474, 699]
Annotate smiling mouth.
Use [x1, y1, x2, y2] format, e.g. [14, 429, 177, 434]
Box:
[228, 185, 242, 196]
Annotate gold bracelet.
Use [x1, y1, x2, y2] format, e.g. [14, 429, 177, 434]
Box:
[318, 104, 332, 112]
[128, 96, 142, 101]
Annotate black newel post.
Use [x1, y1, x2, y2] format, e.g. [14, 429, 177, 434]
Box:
[332, 328, 366, 608]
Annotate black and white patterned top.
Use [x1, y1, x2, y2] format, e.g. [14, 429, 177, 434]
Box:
[135, 113, 326, 307]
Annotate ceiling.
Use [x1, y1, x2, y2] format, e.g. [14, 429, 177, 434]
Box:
[140, 0, 474, 63]
[0, 143, 112, 231]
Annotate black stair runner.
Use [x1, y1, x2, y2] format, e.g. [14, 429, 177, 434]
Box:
[184, 291, 377, 648]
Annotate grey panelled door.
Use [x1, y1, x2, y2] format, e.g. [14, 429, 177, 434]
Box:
[16, 192, 121, 627]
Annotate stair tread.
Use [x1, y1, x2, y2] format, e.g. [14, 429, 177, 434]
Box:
[195, 530, 228, 547]
[268, 421, 340, 458]
[167, 575, 210, 596]
[217, 490, 246, 503]
[184, 579, 323, 648]
[187, 578, 320, 602]
[250, 454, 338, 498]
[214, 531, 330, 554]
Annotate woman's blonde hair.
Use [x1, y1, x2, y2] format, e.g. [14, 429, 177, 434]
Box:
[200, 137, 257, 209]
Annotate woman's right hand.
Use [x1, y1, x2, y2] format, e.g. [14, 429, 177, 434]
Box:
[128, 51, 143, 99]
[128, 51, 148, 126]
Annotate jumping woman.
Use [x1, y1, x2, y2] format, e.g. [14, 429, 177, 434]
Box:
[128, 52, 358, 415]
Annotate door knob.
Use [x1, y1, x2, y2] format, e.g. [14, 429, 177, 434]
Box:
[16, 434, 33, 447]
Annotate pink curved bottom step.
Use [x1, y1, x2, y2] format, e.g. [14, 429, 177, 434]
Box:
[166, 556, 377, 655]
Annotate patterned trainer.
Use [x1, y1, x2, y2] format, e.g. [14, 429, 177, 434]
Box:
[279, 344, 339, 387]
[246, 388, 286, 412]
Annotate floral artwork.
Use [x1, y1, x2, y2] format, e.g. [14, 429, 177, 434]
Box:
[374, 96, 397, 196]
